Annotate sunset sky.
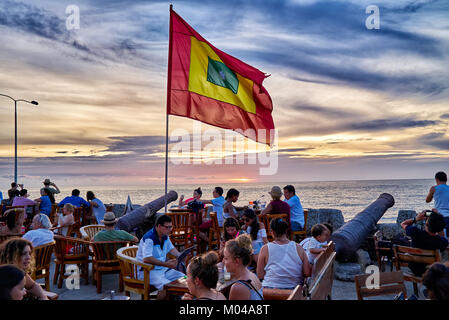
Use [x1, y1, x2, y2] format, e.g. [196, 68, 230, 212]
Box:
[0, 0, 448, 188]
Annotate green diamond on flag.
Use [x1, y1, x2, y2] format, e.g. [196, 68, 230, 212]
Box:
[206, 57, 239, 94]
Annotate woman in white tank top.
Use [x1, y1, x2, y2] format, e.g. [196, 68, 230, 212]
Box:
[257, 218, 311, 289]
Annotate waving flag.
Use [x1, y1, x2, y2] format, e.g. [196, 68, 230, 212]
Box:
[167, 7, 275, 145]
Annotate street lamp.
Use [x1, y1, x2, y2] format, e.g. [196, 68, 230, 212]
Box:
[0, 93, 39, 183]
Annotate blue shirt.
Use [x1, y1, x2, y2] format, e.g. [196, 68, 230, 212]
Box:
[39, 196, 53, 215]
[211, 196, 225, 227]
[58, 195, 90, 208]
[434, 184, 449, 217]
[136, 228, 174, 276]
[285, 195, 304, 226]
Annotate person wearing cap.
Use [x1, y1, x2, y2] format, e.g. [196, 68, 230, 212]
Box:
[93, 212, 138, 242]
[40, 179, 60, 196]
[261, 186, 291, 230]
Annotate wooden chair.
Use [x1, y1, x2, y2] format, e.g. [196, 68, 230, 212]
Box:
[0, 233, 23, 244]
[30, 241, 56, 291]
[91, 240, 133, 293]
[304, 241, 336, 300]
[290, 209, 308, 242]
[354, 271, 407, 300]
[287, 284, 307, 300]
[207, 212, 221, 251]
[68, 207, 83, 238]
[117, 246, 158, 300]
[82, 205, 97, 226]
[80, 224, 106, 241]
[393, 245, 441, 296]
[260, 213, 289, 242]
[49, 204, 59, 226]
[166, 211, 194, 251]
[53, 234, 90, 288]
[373, 230, 394, 272]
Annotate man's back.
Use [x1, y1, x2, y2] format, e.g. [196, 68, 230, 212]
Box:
[93, 229, 135, 242]
[59, 195, 89, 208]
[23, 229, 54, 247]
[434, 184, 449, 217]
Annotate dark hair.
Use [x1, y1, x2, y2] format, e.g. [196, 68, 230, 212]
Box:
[225, 234, 253, 266]
[223, 217, 240, 241]
[214, 187, 224, 196]
[11, 182, 17, 188]
[72, 189, 80, 197]
[0, 265, 25, 300]
[19, 189, 27, 197]
[225, 188, 239, 200]
[270, 218, 289, 236]
[242, 209, 260, 241]
[5, 210, 17, 231]
[311, 224, 328, 238]
[427, 212, 446, 233]
[42, 188, 55, 204]
[323, 223, 333, 234]
[422, 263, 449, 300]
[86, 191, 95, 201]
[194, 187, 202, 196]
[155, 214, 172, 227]
[283, 185, 295, 195]
[0, 238, 34, 273]
[435, 171, 447, 182]
[188, 251, 219, 289]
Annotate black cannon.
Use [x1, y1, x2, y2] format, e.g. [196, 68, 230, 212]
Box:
[116, 190, 178, 235]
[331, 193, 395, 262]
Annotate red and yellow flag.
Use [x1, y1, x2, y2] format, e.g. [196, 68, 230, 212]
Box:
[167, 7, 275, 145]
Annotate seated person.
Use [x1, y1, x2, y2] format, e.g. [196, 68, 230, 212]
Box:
[0, 264, 27, 300]
[300, 224, 330, 264]
[179, 187, 203, 207]
[400, 210, 448, 276]
[241, 209, 268, 264]
[199, 187, 226, 228]
[223, 188, 247, 220]
[136, 214, 184, 298]
[422, 262, 449, 301]
[0, 208, 25, 235]
[283, 185, 305, 232]
[93, 212, 138, 242]
[22, 214, 54, 247]
[222, 234, 263, 300]
[86, 191, 106, 225]
[257, 218, 311, 289]
[182, 251, 226, 300]
[12, 189, 36, 211]
[219, 217, 241, 259]
[58, 189, 90, 208]
[0, 238, 48, 300]
[261, 186, 291, 230]
[52, 203, 75, 236]
[34, 188, 55, 217]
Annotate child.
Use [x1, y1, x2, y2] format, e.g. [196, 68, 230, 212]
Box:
[53, 203, 75, 236]
[300, 224, 330, 264]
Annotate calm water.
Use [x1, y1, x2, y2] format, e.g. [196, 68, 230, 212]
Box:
[21, 179, 436, 223]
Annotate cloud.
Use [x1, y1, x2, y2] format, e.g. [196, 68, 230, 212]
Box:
[350, 118, 439, 131]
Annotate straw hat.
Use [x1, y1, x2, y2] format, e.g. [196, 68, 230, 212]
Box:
[268, 186, 283, 198]
[101, 211, 118, 225]
[43, 178, 51, 184]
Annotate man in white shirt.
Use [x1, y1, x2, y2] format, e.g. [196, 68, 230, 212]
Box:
[23, 214, 54, 247]
[136, 214, 184, 299]
[283, 185, 305, 231]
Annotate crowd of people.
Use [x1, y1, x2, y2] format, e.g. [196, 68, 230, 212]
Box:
[1, 171, 449, 300]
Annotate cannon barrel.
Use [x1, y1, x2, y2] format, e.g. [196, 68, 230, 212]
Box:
[116, 190, 178, 232]
[331, 193, 394, 262]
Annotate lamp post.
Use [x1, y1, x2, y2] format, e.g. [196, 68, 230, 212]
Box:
[0, 94, 38, 183]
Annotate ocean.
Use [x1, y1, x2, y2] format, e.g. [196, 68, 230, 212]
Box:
[20, 179, 435, 224]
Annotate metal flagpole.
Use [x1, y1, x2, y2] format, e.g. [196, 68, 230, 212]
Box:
[165, 4, 174, 213]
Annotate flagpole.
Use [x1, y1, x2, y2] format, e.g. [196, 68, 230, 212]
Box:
[165, 4, 174, 213]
